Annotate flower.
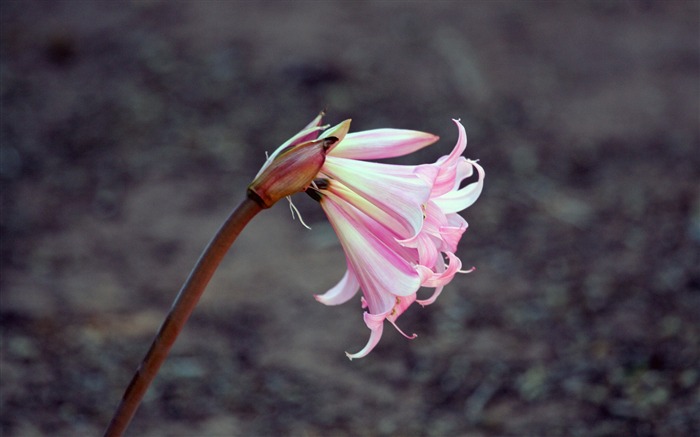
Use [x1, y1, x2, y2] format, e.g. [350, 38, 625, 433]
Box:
[294, 113, 485, 359]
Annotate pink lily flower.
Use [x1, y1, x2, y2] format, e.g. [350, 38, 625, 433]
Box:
[293, 113, 484, 359]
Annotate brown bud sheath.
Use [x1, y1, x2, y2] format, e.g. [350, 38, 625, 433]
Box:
[247, 137, 336, 208]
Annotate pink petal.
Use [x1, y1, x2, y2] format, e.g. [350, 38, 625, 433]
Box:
[314, 265, 360, 306]
[397, 201, 444, 258]
[386, 294, 417, 324]
[429, 119, 474, 197]
[346, 311, 386, 360]
[321, 192, 422, 311]
[420, 252, 462, 288]
[416, 286, 444, 307]
[323, 179, 405, 238]
[330, 129, 439, 160]
[431, 157, 472, 197]
[417, 256, 447, 306]
[322, 157, 434, 239]
[442, 119, 468, 168]
[433, 160, 485, 214]
[439, 213, 468, 253]
[399, 230, 440, 267]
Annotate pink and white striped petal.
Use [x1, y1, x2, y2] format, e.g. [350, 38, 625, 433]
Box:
[417, 251, 463, 288]
[314, 264, 360, 306]
[321, 191, 422, 311]
[345, 312, 386, 360]
[330, 129, 439, 160]
[322, 157, 435, 239]
[433, 160, 485, 214]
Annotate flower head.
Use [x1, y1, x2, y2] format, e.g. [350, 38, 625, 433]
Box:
[290, 113, 485, 359]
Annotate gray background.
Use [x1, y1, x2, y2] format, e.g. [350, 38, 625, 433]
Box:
[2, 1, 699, 436]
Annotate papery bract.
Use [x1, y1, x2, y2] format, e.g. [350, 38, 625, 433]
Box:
[248, 136, 336, 208]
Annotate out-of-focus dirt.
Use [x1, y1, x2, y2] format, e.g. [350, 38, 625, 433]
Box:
[1, 1, 699, 436]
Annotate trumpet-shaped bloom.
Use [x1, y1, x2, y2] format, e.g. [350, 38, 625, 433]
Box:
[285, 113, 484, 359]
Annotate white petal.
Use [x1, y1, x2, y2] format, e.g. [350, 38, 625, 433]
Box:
[433, 161, 485, 213]
[323, 157, 434, 239]
[321, 192, 422, 310]
[314, 265, 360, 306]
[331, 129, 439, 160]
[345, 312, 386, 360]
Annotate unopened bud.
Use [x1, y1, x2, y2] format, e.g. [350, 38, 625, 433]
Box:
[247, 137, 337, 208]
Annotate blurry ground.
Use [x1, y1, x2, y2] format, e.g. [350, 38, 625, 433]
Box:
[2, 1, 699, 436]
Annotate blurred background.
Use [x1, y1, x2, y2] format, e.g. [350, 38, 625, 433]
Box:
[1, 1, 699, 436]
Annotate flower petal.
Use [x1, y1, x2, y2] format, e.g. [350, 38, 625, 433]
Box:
[441, 119, 468, 168]
[324, 179, 405, 237]
[432, 160, 485, 214]
[322, 156, 435, 239]
[417, 256, 446, 306]
[386, 294, 417, 324]
[399, 230, 440, 267]
[314, 265, 360, 306]
[439, 213, 468, 253]
[429, 119, 473, 197]
[420, 251, 462, 288]
[431, 156, 471, 197]
[387, 293, 419, 340]
[416, 285, 443, 307]
[346, 312, 385, 360]
[321, 191, 422, 307]
[331, 129, 439, 160]
[320, 119, 352, 148]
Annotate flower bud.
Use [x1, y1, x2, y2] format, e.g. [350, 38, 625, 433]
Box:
[247, 137, 337, 208]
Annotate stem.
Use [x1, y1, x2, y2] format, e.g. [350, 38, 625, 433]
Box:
[104, 194, 264, 437]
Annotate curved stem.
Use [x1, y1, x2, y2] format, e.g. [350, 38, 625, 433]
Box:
[104, 194, 265, 437]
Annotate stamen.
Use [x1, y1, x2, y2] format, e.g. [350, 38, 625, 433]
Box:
[314, 178, 330, 190]
[458, 266, 476, 274]
[286, 196, 312, 230]
[322, 136, 339, 150]
[305, 178, 329, 203]
[305, 188, 323, 202]
[389, 320, 417, 340]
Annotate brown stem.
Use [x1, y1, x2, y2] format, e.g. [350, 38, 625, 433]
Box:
[104, 194, 265, 437]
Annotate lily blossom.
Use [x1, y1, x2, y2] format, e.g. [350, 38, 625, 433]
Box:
[283, 113, 484, 359]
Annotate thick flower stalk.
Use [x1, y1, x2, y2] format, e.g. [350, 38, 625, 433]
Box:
[104, 122, 334, 437]
[295, 114, 484, 359]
